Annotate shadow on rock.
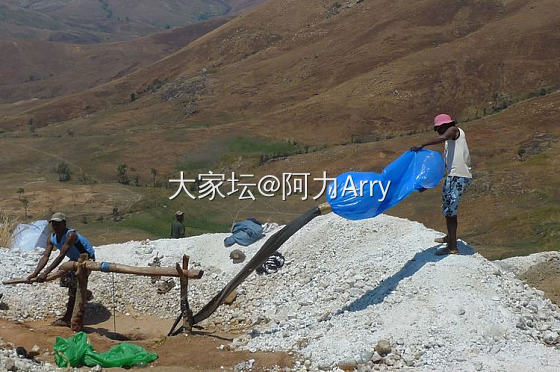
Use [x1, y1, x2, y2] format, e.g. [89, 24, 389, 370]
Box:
[341, 241, 475, 313]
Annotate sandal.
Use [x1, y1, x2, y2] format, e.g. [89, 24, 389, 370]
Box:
[435, 245, 459, 255]
[434, 236, 448, 244]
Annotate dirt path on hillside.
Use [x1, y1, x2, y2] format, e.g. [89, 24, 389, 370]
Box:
[0, 314, 293, 371]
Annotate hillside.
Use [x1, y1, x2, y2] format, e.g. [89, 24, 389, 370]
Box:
[1, 214, 560, 370]
[0, 0, 558, 258]
[0, 17, 230, 103]
[0, 0, 263, 43]
[3, 0, 558, 134]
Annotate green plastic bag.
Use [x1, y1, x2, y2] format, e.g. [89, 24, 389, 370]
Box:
[54, 332, 158, 368]
[54, 332, 93, 368]
[84, 342, 158, 368]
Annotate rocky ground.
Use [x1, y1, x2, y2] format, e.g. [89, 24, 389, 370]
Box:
[0, 344, 61, 372]
[1, 214, 560, 371]
[496, 251, 560, 306]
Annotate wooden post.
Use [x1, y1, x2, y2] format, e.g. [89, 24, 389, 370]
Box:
[176, 254, 194, 334]
[71, 253, 89, 332]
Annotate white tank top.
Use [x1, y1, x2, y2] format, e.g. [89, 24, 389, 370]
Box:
[444, 128, 472, 178]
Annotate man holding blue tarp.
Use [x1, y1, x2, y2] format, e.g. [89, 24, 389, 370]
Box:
[411, 113, 473, 255]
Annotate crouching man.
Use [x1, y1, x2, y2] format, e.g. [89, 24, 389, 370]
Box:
[26, 212, 95, 331]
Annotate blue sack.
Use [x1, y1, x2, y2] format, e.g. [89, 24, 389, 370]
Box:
[326, 149, 444, 220]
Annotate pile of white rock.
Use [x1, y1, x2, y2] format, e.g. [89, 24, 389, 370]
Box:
[0, 339, 61, 372]
[2, 214, 560, 371]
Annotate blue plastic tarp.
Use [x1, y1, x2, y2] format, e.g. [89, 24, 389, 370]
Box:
[326, 149, 445, 220]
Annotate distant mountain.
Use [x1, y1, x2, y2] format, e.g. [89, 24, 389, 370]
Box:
[0, 17, 230, 103]
[0, 0, 264, 43]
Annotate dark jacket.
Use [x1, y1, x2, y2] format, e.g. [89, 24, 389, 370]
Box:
[171, 220, 185, 238]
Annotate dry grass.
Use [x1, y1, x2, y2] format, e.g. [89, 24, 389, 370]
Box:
[0, 211, 18, 248]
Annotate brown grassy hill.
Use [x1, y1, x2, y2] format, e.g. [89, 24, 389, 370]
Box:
[228, 0, 265, 14]
[0, 17, 230, 103]
[3, 0, 558, 136]
[0, 0, 558, 258]
[0, 0, 263, 43]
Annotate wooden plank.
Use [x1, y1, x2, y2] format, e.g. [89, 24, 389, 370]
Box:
[84, 261, 203, 279]
[3, 260, 203, 285]
[2, 269, 68, 285]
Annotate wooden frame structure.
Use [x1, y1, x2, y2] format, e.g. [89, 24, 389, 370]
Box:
[3, 254, 201, 334]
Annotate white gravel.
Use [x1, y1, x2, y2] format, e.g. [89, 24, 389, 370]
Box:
[2, 213, 560, 371]
[495, 250, 560, 276]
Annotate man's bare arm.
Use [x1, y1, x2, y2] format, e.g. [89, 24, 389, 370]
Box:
[38, 232, 77, 280]
[410, 127, 459, 151]
[27, 239, 53, 280]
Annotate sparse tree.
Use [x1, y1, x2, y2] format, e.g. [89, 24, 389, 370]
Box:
[55, 161, 71, 182]
[16, 187, 24, 200]
[130, 92, 136, 102]
[20, 198, 29, 218]
[151, 168, 158, 187]
[117, 164, 130, 185]
[517, 148, 526, 161]
[28, 118, 36, 135]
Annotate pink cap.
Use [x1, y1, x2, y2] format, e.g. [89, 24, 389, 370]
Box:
[433, 113, 454, 127]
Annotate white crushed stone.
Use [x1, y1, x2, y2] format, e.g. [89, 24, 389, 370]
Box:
[495, 250, 560, 276]
[1, 214, 560, 371]
[0, 346, 62, 372]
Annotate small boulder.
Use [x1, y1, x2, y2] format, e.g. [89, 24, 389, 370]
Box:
[5, 358, 16, 372]
[543, 331, 559, 345]
[28, 344, 40, 357]
[230, 249, 246, 264]
[374, 339, 392, 356]
[371, 351, 383, 363]
[337, 359, 357, 371]
[15, 346, 28, 359]
[156, 278, 175, 294]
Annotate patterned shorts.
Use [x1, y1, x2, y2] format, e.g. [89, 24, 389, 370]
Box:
[59, 255, 95, 291]
[442, 176, 472, 217]
[60, 271, 77, 291]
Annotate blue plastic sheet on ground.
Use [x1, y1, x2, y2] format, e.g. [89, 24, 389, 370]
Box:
[326, 149, 445, 220]
[224, 219, 264, 247]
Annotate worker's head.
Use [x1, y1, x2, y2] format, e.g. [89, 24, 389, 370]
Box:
[433, 113, 455, 135]
[175, 210, 184, 222]
[49, 212, 67, 233]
